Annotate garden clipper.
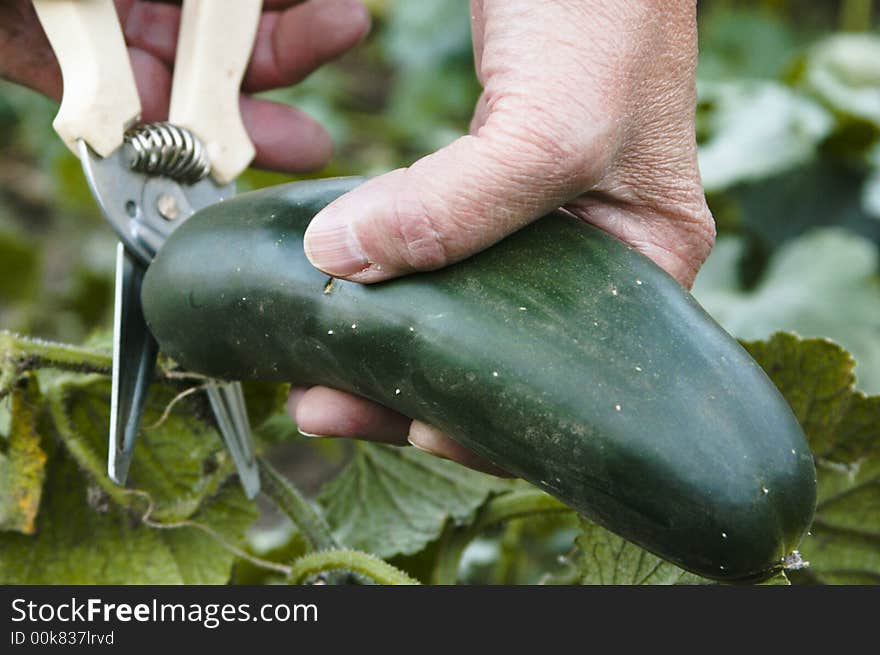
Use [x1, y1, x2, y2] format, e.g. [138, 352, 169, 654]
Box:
[31, 0, 264, 498]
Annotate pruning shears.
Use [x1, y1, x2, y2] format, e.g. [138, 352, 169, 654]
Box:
[32, 0, 263, 498]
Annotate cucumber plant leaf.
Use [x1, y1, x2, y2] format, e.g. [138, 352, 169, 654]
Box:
[0, 433, 255, 584]
[693, 229, 880, 393]
[0, 370, 257, 583]
[154, 483, 258, 584]
[743, 333, 880, 584]
[44, 374, 237, 522]
[241, 381, 290, 435]
[319, 442, 512, 558]
[0, 379, 46, 534]
[576, 518, 791, 585]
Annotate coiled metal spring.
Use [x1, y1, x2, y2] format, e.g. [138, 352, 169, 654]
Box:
[123, 122, 211, 184]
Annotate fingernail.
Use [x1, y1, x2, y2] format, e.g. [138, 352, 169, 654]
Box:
[298, 428, 331, 439]
[303, 206, 370, 277]
[407, 434, 438, 456]
[288, 389, 330, 437]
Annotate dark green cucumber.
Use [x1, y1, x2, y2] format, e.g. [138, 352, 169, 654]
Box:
[141, 176, 816, 582]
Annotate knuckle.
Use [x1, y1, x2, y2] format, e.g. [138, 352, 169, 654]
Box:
[486, 96, 619, 191]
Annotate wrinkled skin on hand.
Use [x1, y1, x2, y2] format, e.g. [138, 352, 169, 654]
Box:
[290, 0, 716, 475]
[0, 0, 371, 172]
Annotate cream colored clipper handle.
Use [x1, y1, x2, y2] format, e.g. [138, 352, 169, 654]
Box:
[169, 0, 262, 184]
[31, 0, 141, 157]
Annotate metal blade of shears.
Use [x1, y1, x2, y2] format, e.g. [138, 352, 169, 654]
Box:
[206, 384, 260, 499]
[108, 243, 158, 485]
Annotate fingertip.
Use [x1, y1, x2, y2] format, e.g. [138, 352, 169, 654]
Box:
[302, 202, 371, 279]
[302, 172, 408, 283]
[240, 96, 333, 172]
[277, 0, 372, 59]
[332, 0, 373, 43]
[291, 386, 411, 444]
[253, 0, 371, 90]
[286, 386, 310, 417]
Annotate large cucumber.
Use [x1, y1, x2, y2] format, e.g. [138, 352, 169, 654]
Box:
[141, 177, 816, 582]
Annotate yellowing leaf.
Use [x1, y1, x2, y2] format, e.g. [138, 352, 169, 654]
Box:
[0, 379, 46, 534]
[0, 436, 255, 584]
[0, 371, 257, 584]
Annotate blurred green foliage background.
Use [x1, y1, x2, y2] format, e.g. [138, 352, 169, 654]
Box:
[1, 0, 879, 387]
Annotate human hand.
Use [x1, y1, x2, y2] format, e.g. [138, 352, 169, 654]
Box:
[0, 0, 371, 172]
[288, 0, 715, 475]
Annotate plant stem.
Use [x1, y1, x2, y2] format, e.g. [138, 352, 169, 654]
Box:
[432, 489, 572, 585]
[472, 488, 570, 533]
[0, 331, 112, 398]
[288, 549, 420, 585]
[258, 458, 339, 552]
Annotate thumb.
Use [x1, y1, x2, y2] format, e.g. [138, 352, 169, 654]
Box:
[302, 126, 605, 283]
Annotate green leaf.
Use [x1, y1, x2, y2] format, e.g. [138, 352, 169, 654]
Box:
[319, 442, 511, 558]
[0, 330, 264, 582]
[693, 229, 880, 393]
[156, 483, 258, 584]
[742, 333, 880, 584]
[0, 379, 47, 534]
[742, 335, 859, 455]
[697, 80, 833, 192]
[575, 518, 712, 585]
[241, 380, 290, 431]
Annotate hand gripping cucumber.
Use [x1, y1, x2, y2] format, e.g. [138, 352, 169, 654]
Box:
[141, 177, 817, 582]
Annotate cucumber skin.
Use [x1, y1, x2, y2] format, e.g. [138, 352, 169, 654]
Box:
[142, 177, 817, 582]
